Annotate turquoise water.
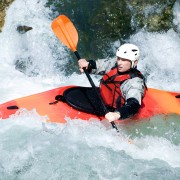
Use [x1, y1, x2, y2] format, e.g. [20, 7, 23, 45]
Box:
[0, 0, 179, 179]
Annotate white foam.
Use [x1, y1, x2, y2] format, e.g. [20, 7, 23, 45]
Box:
[129, 29, 180, 91]
[0, 0, 180, 178]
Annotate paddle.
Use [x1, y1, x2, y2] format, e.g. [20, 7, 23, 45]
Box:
[51, 15, 119, 132]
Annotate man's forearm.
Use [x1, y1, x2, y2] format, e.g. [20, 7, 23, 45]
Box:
[117, 98, 141, 119]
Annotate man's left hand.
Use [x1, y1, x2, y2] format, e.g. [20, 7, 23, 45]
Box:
[105, 112, 121, 122]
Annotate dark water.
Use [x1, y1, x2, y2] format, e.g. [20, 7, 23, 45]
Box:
[47, 0, 177, 59]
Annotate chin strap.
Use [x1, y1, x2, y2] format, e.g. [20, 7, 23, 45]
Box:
[131, 61, 135, 68]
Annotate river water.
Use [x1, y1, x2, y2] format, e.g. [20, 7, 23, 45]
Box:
[0, 0, 180, 179]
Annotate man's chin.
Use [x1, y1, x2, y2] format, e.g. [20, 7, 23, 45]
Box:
[118, 67, 131, 73]
[118, 68, 124, 72]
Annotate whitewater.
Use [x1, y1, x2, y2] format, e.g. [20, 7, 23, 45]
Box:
[0, 0, 180, 179]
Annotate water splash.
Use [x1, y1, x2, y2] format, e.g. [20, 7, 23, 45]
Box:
[0, 0, 71, 102]
[0, 113, 180, 179]
[129, 29, 180, 91]
[0, 0, 180, 179]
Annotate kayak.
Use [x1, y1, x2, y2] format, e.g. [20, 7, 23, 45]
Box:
[0, 86, 180, 123]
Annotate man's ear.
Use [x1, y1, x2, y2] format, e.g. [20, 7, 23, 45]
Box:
[134, 60, 138, 67]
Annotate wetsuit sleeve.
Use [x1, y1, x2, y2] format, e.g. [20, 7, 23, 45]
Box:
[117, 77, 145, 119]
[88, 58, 117, 74]
[117, 98, 141, 119]
[87, 60, 97, 73]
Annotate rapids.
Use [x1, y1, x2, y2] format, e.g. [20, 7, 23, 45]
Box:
[0, 0, 180, 179]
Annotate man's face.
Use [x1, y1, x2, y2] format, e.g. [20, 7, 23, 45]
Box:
[117, 57, 132, 72]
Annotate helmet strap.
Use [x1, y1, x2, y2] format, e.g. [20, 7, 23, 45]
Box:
[131, 61, 134, 68]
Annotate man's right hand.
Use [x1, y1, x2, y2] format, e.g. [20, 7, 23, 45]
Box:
[78, 59, 89, 73]
[105, 112, 121, 122]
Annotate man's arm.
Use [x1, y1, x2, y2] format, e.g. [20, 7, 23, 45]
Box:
[117, 77, 145, 119]
[116, 98, 141, 119]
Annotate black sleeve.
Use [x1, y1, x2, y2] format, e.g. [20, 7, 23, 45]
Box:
[87, 60, 97, 73]
[116, 98, 141, 120]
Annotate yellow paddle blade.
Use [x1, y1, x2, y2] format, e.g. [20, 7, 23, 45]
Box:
[51, 15, 78, 52]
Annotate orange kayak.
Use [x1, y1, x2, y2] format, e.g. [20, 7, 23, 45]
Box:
[0, 86, 179, 123]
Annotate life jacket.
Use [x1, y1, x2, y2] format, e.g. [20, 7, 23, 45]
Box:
[100, 67, 145, 109]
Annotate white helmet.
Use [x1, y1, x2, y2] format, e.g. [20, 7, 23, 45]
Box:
[116, 43, 140, 68]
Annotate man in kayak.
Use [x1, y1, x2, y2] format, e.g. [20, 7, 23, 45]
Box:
[78, 43, 146, 122]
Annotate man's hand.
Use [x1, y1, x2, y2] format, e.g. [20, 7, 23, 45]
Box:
[78, 59, 89, 73]
[105, 112, 121, 122]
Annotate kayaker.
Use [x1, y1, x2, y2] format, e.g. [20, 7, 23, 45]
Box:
[78, 43, 146, 122]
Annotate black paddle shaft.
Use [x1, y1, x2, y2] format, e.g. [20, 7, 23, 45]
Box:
[74, 51, 119, 132]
